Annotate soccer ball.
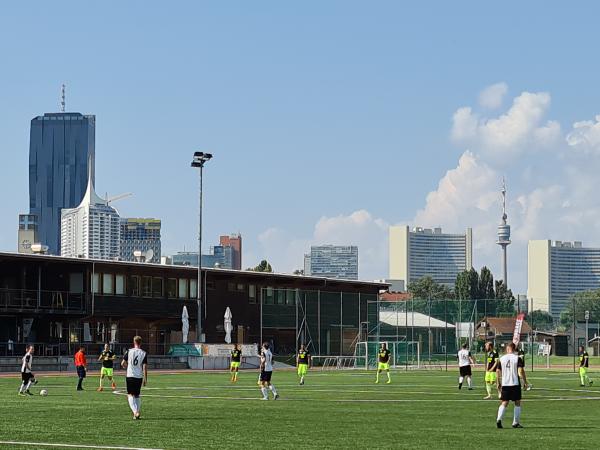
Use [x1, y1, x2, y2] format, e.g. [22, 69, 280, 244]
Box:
[39, 389, 48, 396]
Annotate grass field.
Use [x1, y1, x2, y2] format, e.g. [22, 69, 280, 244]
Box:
[1, 368, 598, 449]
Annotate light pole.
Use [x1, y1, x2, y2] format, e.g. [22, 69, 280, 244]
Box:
[191, 151, 212, 342]
[585, 310, 590, 350]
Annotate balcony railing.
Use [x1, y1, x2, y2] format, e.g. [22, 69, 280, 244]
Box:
[0, 289, 86, 313]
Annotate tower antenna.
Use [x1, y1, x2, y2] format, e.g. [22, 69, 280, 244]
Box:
[496, 176, 511, 289]
[60, 84, 66, 112]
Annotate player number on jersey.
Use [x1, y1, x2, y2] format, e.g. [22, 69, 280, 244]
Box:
[133, 356, 139, 366]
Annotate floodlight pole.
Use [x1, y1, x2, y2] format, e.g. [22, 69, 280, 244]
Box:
[191, 152, 212, 342]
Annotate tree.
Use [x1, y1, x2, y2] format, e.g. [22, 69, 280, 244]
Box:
[528, 310, 555, 331]
[560, 289, 600, 328]
[247, 260, 273, 273]
[479, 266, 495, 299]
[454, 271, 470, 300]
[407, 276, 453, 300]
[467, 268, 480, 299]
[494, 280, 515, 316]
[293, 269, 304, 275]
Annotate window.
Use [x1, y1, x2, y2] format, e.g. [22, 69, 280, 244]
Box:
[92, 273, 100, 294]
[264, 287, 274, 305]
[103, 274, 114, 295]
[190, 279, 197, 298]
[178, 279, 188, 299]
[249, 285, 256, 304]
[115, 275, 125, 295]
[131, 275, 140, 296]
[228, 282, 236, 292]
[69, 273, 84, 293]
[286, 289, 296, 305]
[142, 276, 152, 297]
[276, 290, 285, 305]
[237, 284, 245, 292]
[152, 278, 163, 297]
[167, 278, 177, 298]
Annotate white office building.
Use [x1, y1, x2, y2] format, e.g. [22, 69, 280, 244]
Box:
[389, 226, 473, 287]
[304, 245, 358, 280]
[528, 240, 600, 319]
[60, 174, 120, 260]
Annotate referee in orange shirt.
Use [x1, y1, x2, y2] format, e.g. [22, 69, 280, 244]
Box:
[74, 347, 87, 391]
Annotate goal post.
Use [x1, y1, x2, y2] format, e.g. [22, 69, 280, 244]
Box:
[355, 340, 420, 370]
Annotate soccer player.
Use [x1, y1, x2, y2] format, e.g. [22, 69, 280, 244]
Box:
[74, 346, 87, 391]
[578, 345, 593, 387]
[97, 344, 117, 391]
[457, 343, 475, 390]
[496, 342, 529, 429]
[484, 341, 499, 399]
[259, 342, 278, 400]
[296, 344, 311, 385]
[375, 343, 391, 384]
[121, 336, 148, 420]
[230, 344, 242, 383]
[18, 345, 36, 396]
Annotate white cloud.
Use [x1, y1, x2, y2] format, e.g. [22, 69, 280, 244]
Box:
[566, 115, 600, 154]
[451, 90, 560, 163]
[479, 82, 508, 110]
[250, 210, 390, 280]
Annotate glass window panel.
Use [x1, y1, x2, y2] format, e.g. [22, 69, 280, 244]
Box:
[167, 278, 177, 298]
[115, 275, 125, 295]
[152, 277, 163, 297]
[92, 273, 100, 294]
[131, 275, 140, 296]
[178, 279, 188, 299]
[190, 279, 197, 298]
[103, 274, 114, 295]
[249, 285, 256, 304]
[142, 276, 152, 297]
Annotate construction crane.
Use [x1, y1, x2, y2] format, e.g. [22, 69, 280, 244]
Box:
[104, 192, 133, 206]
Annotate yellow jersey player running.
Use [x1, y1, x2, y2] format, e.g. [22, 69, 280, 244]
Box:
[296, 345, 311, 385]
[97, 344, 117, 391]
[484, 342, 499, 399]
[230, 344, 242, 383]
[375, 343, 391, 384]
[578, 345, 593, 387]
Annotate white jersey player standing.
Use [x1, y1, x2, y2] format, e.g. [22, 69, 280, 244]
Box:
[259, 342, 279, 400]
[121, 336, 148, 420]
[18, 345, 37, 396]
[496, 342, 529, 429]
[457, 344, 475, 390]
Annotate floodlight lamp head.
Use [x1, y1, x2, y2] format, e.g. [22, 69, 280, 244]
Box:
[191, 151, 213, 167]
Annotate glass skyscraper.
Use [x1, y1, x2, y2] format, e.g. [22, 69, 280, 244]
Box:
[304, 245, 359, 280]
[120, 218, 162, 263]
[28, 112, 95, 255]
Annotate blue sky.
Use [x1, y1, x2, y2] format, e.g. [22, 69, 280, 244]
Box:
[2, 2, 600, 292]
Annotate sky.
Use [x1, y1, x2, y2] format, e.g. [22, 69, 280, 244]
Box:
[2, 2, 600, 293]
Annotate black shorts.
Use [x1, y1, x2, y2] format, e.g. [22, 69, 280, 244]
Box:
[501, 385, 522, 402]
[260, 371, 272, 382]
[76, 366, 86, 378]
[21, 372, 34, 383]
[459, 365, 472, 377]
[126, 377, 144, 397]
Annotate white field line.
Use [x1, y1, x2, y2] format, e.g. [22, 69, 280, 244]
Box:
[0, 441, 163, 450]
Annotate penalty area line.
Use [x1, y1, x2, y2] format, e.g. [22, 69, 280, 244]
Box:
[0, 441, 163, 450]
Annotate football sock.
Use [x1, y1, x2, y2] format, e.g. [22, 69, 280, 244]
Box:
[269, 385, 278, 396]
[261, 387, 268, 399]
[497, 404, 506, 422]
[300, 376, 304, 383]
[458, 376, 463, 387]
[386, 371, 391, 382]
[376, 372, 380, 382]
[135, 397, 141, 413]
[467, 377, 472, 388]
[18, 382, 25, 393]
[128, 396, 137, 414]
[486, 383, 492, 396]
[99, 378, 103, 388]
[580, 374, 585, 385]
[513, 406, 521, 425]
[25, 380, 33, 391]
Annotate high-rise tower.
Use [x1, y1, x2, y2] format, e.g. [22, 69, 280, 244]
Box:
[496, 178, 511, 288]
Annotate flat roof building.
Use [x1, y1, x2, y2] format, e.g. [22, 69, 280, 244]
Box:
[304, 245, 359, 280]
[528, 240, 600, 319]
[389, 226, 473, 287]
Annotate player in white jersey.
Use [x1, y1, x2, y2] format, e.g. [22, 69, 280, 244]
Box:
[18, 345, 37, 396]
[496, 342, 529, 429]
[121, 336, 148, 420]
[259, 342, 279, 400]
[457, 344, 475, 390]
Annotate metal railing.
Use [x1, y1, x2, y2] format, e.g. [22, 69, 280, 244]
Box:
[0, 289, 86, 312]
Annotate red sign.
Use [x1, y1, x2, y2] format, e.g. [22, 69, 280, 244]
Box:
[512, 313, 526, 345]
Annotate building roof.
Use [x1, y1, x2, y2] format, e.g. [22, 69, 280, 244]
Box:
[0, 252, 388, 289]
[379, 292, 411, 302]
[478, 317, 532, 334]
[379, 311, 455, 329]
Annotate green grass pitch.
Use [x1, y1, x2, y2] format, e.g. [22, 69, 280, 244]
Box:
[0, 368, 597, 449]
